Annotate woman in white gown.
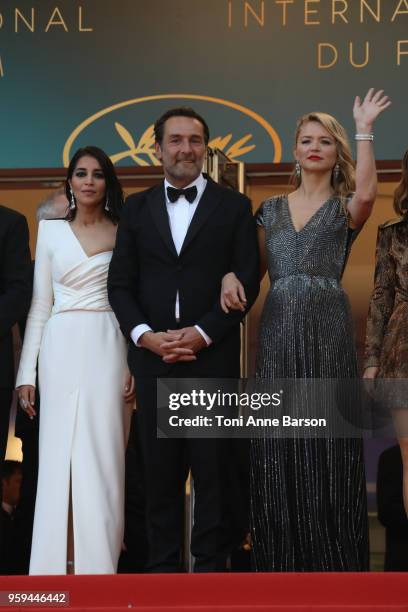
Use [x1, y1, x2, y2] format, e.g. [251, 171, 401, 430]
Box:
[16, 147, 133, 575]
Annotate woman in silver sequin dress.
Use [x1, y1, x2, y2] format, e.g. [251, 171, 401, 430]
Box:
[221, 89, 390, 571]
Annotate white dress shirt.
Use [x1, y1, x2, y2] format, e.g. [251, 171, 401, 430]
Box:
[130, 174, 212, 347]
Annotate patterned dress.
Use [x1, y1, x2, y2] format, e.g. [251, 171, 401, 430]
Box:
[250, 194, 369, 571]
[364, 216, 408, 377]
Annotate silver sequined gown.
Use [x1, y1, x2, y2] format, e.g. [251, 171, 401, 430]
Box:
[251, 195, 369, 571]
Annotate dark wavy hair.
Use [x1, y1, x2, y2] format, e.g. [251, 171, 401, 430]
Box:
[393, 149, 408, 216]
[65, 146, 124, 224]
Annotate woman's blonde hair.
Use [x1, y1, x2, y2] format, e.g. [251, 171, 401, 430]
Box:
[291, 112, 355, 199]
[393, 149, 408, 216]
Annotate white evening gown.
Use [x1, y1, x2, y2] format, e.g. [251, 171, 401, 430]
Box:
[16, 219, 131, 575]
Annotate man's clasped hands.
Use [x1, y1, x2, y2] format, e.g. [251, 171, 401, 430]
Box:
[139, 327, 207, 364]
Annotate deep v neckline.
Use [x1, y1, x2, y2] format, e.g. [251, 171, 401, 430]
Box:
[66, 221, 112, 259]
[284, 194, 333, 235]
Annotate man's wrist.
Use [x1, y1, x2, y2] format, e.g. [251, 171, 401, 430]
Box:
[139, 330, 154, 348]
[130, 323, 153, 347]
[195, 325, 212, 346]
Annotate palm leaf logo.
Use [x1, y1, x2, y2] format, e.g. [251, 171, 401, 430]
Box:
[224, 135, 256, 159]
[209, 134, 233, 150]
[111, 123, 160, 166]
[209, 134, 255, 160]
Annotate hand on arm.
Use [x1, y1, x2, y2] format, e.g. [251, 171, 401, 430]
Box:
[199, 197, 260, 338]
[347, 88, 391, 228]
[221, 272, 247, 313]
[220, 224, 266, 314]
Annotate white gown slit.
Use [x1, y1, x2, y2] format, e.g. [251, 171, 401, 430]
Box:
[16, 220, 131, 575]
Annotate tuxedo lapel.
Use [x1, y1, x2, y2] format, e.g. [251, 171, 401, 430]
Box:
[148, 184, 178, 258]
[180, 178, 221, 257]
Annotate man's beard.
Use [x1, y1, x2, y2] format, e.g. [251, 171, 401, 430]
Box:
[168, 159, 201, 182]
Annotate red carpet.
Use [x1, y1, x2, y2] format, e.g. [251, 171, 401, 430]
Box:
[0, 573, 407, 611]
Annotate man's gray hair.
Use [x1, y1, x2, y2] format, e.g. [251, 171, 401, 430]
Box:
[36, 188, 67, 222]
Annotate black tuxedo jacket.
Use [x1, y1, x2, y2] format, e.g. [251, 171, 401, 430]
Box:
[0, 206, 32, 389]
[108, 176, 259, 378]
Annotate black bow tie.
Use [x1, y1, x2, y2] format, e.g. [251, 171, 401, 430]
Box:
[167, 186, 198, 204]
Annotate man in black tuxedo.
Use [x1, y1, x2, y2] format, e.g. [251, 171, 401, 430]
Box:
[0, 206, 31, 478]
[0, 205, 31, 568]
[108, 107, 259, 572]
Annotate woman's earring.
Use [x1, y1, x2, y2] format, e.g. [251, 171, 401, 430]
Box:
[333, 163, 340, 181]
[295, 160, 301, 178]
[69, 187, 76, 210]
[105, 196, 109, 212]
